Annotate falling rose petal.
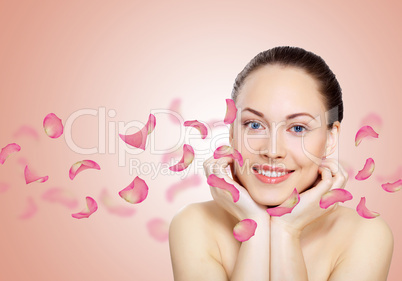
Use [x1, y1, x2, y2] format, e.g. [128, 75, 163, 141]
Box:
[360, 112, 382, 131]
[224, 99, 238, 124]
[0, 182, 10, 193]
[266, 188, 300, 217]
[24, 165, 49, 184]
[119, 114, 156, 150]
[161, 149, 183, 164]
[207, 174, 240, 202]
[355, 126, 379, 146]
[169, 144, 195, 172]
[42, 187, 79, 209]
[381, 179, 402, 193]
[147, 218, 169, 242]
[356, 197, 380, 219]
[213, 145, 243, 167]
[165, 174, 202, 202]
[69, 160, 101, 180]
[184, 120, 208, 139]
[320, 189, 353, 209]
[17, 157, 29, 167]
[100, 189, 135, 217]
[13, 125, 39, 140]
[0, 143, 21, 165]
[19, 197, 37, 220]
[43, 113, 64, 138]
[355, 158, 375, 181]
[119, 176, 149, 204]
[71, 196, 98, 219]
[206, 118, 226, 130]
[233, 219, 257, 242]
[168, 98, 182, 124]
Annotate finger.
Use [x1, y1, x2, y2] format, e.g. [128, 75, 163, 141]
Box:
[320, 159, 348, 189]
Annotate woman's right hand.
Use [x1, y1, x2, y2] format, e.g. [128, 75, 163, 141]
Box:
[203, 155, 268, 222]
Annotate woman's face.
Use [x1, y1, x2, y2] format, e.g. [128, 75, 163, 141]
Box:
[230, 64, 338, 207]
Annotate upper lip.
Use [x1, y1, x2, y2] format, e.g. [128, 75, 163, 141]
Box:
[252, 164, 294, 173]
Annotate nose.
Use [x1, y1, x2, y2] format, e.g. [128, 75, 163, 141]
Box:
[260, 122, 286, 159]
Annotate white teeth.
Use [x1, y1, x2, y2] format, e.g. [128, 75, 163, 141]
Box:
[257, 169, 288, 177]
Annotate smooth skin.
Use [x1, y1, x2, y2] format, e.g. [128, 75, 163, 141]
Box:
[169, 65, 393, 281]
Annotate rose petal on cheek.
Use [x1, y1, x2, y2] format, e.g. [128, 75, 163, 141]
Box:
[71, 196, 98, 219]
[266, 188, 300, 217]
[43, 113, 64, 138]
[0, 143, 21, 165]
[119, 176, 149, 204]
[184, 120, 208, 139]
[355, 158, 375, 181]
[69, 160, 101, 180]
[213, 145, 243, 167]
[165, 174, 202, 202]
[320, 189, 353, 209]
[381, 179, 402, 193]
[119, 114, 156, 150]
[356, 197, 380, 219]
[147, 218, 169, 242]
[24, 165, 49, 184]
[19, 197, 37, 220]
[42, 187, 79, 209]
[233, 219, 257, 242]
[224, 99, 237, 124]
[13, 125, 39, 140]
[355, 126, 379, 146]
[169, 144, 195, 172]
[207, 174, 240, 202]
[100, 189, 136, 217]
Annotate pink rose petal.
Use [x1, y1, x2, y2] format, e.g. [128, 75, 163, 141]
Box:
[356, 197, 380, 219]
[381, 179, 402, 193]
[24, 165, 49, 184]
[224, 99, 238, 124]
[69, 160, 101, 180]
[169, 98, 182, 124]
[147, 218, 169, 242]
[184, 120, 208, 139]
[169, 144, 195, 172]
[119, 114, 156, 150]
[100, 189, 135, 217]
[355, 158, 375, 180]
[71, 196, 98, 219]
[17, 157, 29, 167]
[233, 219, 257, 242]
[161, 149, 183, 164]
[266, 188, 300, 216]
[42, 187, 79, 209]
[355, 125, 379, 146]
[213, 145, 243, 167]
[0, 143, 21, 165]
[119, 176, 149, 204]
[207, 174, 240, 202]
[206, 118, 226, 130]
[19, 197, 37, 220]
[43, 113, 64, 138]
[13, 125, 39, 140]
[320, 188, 353, 209]
[360, 113, 382, 131]
[0, 182, 10, 193]
[165, 174, 202, 202]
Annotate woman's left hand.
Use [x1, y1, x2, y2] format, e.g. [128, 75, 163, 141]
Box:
[270, 158, 349, 236]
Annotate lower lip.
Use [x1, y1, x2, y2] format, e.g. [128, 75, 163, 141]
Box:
[253, 170, 294, 184]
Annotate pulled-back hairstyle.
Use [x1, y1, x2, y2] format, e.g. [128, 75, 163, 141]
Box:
[231, 46, 343, 129]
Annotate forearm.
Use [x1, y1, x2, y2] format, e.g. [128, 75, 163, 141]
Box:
[270, 219, 308, 281]
[230, 218, 270, 281]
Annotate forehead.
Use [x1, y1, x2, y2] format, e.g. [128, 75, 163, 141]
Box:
[236, 65, 327, 119]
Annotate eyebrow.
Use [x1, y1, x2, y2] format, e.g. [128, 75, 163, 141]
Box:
[243, 107, 316, 120]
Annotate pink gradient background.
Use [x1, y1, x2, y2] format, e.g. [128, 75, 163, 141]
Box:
[0, 0, 401, 280]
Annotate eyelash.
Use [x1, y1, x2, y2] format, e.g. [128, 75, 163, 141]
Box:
[243, 121, 309, 135]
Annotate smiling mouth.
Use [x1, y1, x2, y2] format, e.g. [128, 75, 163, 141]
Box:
[252, 166, 295, 178]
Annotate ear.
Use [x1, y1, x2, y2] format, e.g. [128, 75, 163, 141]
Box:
[325, 121, 340, 156]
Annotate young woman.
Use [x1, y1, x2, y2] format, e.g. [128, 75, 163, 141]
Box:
[169, 46, 394, 281]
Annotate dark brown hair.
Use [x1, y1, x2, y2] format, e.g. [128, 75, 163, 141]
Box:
[231, 46, 343, 129]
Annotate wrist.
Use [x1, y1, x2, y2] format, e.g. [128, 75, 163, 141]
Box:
[270, 217, 302, 239]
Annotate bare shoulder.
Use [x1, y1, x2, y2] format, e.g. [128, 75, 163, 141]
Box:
[327, 205, 394, 281]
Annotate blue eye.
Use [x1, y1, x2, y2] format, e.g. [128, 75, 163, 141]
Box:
[291, 125, 307, 134]
[245, 121, 262, 130]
